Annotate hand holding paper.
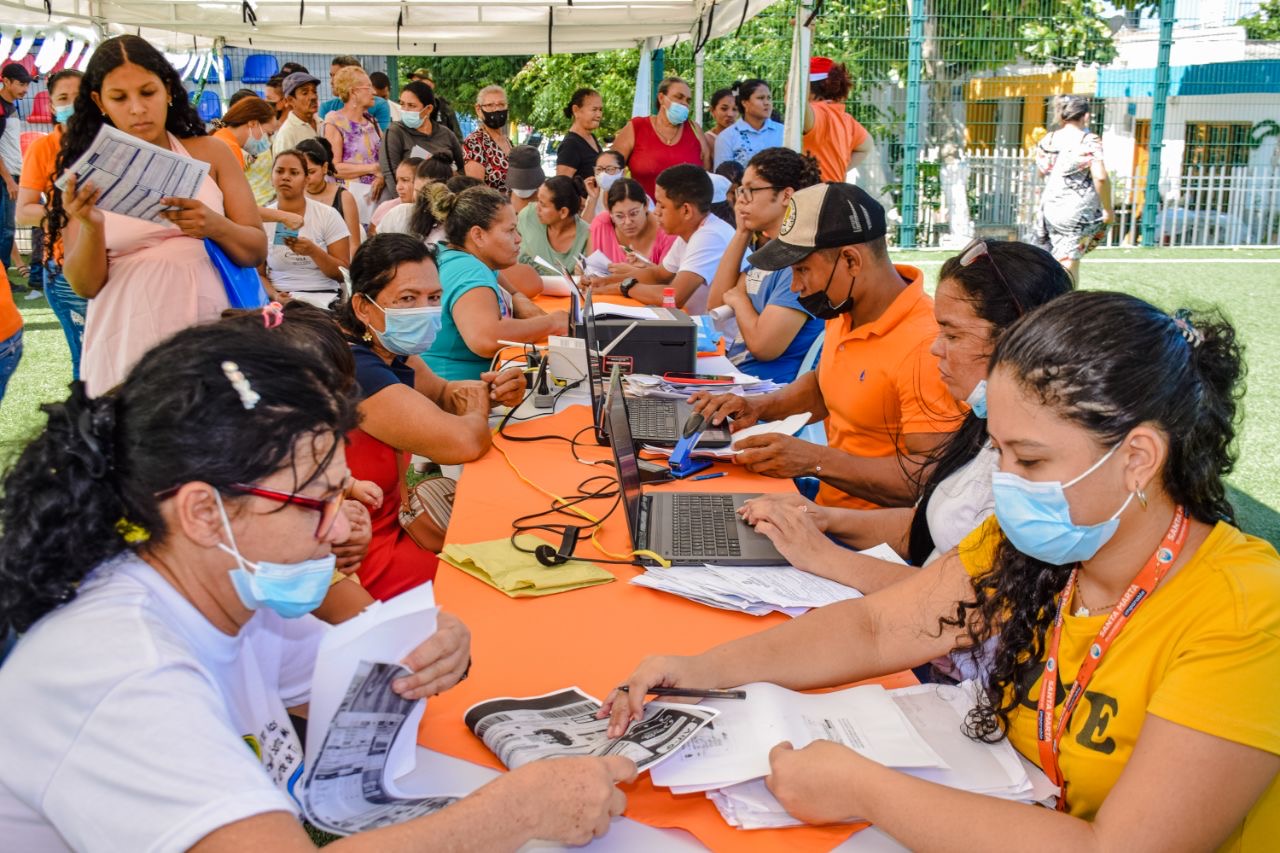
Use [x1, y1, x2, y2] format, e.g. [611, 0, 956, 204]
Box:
[392, 610, 472, 700]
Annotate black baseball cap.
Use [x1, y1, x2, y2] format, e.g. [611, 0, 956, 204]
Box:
[507, 145, 546, 195]
[1, 63, 32, 84]
[747, 182, 887, 271]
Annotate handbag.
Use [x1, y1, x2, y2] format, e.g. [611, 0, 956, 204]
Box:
[204, 238, 269, 309]
[398, 459, 456, 553]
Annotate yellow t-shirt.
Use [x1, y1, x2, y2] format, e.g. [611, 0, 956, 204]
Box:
[958, 517, 1280, 851]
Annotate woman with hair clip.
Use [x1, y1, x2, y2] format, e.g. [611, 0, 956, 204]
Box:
[705, 87, 739, 144]
[556, 87, 604, 181]
[706, 147, 827, 383]
[260, 149, 350, 309]
[802, 57, 873, 183]
[51, 35, 267, 395]
[0, 321, 636, 849]
[333, 233, 526, 599]
[607, 291, 1280, 850]
[611, 76, 709, 199]
[516, 174, 593, 271]
[741, 240, 1072, 588]
[423, 183, 569, 381]
[296, 136, 363, 250]
[713, 79, 784, 169]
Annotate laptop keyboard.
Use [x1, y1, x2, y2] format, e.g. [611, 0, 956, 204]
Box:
[629, 399, 677, 439]
[668, 494, 741, 558]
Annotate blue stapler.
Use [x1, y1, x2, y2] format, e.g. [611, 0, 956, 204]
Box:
[668, 413, 714, 479]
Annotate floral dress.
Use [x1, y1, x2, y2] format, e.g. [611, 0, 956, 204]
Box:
[1033, 127, 1106, 260]
[325, 111, 381, 223]
[462, 129, 510, 193]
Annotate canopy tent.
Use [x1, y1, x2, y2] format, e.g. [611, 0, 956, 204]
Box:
[0, 0, 779, 57]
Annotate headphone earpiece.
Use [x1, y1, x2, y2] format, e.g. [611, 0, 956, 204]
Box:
[535, 544, 567, 566]
[535, 526, 582, 567]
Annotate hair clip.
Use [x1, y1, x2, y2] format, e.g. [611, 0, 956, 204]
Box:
[221, 360, 261, 410]
[1171, 309, 1204, 348]
[262, 301, 284, 329]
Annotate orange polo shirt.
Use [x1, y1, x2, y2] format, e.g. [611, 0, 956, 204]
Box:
[814, 265, 962, 510]
[18, 126, 62, 264]
[803, 101, 871, 183]
[212, 127, 246, 170]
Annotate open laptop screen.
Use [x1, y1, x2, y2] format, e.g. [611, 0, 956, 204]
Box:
[604, 366, 643, 542]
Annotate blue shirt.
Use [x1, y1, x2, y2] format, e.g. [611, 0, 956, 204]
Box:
[351, 343, 414, 400]
[425, 246, 511, 381]
[714, 118, 785, 168]
[319, 95, 392, 132]
[727, 265, 824, 383]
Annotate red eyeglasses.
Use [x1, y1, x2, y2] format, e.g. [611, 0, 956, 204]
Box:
[155, 481, 348, 539]
[960, 240, 1023, 317]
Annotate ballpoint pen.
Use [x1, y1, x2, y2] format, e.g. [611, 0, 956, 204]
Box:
[616, 686, 747, 700]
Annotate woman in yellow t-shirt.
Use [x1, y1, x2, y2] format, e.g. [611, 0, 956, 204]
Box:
[606, 290, 1280, 851]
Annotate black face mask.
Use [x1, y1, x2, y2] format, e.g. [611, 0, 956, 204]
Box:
[798, 254, 853, 320]
[481, 109, 508, 129]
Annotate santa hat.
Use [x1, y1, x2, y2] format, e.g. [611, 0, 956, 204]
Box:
[809, 57, 834, 82]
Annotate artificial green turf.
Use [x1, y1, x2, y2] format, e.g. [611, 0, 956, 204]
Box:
[2, 250, 1278, 547]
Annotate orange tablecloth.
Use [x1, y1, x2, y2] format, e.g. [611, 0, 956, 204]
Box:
[417, 405, 913, 852]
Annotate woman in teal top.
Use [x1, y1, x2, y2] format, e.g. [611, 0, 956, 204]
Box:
[516, 176, 592, 273]
[424, 183, 569, 380]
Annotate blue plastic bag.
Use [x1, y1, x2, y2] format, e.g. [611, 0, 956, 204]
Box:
[204, 238, 268, 309]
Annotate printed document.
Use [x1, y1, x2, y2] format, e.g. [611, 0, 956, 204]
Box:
[54, 124, 209, 223]
[465, 687, 718, 773]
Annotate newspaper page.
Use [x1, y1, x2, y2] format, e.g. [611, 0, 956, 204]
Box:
[53, 123, 210, 223]
[464, 687, 718, 773]
[301, 660, 461, 834]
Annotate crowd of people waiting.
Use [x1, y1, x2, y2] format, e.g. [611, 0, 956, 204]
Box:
[0, 32, 1274, 853]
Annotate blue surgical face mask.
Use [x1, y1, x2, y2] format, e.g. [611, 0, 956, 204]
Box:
[965, 379, 988, 419]
[400, 110, 424, 130]
[666, 102, 690, 125]
[214, 493, 335, 619]
[245, 127, 271, 156]
[367, 298, 443, 356]
[54, 104, 74, 125]
[991, 442, 1136, 565]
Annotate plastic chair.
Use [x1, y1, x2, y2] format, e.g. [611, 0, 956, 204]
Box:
[797, 329, 824, 376]
[242, 54, 279, 84]
[27, 90, 52, 123]
[207, 55, 233, 83]
[19, 130, 45, 158]
[196, 89, 222, 122]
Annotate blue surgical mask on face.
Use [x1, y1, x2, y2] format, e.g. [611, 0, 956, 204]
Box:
[367, 298, 443, 356]
[666, 103, 690, 125]
[214, 493, 335, 619]
[53, 104, 74, 125]
[245, 127, 271, 156]
[400, 110, 424, 130]
[965, 379, 988, 419]
[991, 443, 1135, 565]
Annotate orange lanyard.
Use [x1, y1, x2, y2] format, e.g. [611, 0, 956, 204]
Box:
[1036, 505, 1189, 811]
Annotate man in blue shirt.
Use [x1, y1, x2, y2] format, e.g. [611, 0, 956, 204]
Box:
[318, 55, 391, 131]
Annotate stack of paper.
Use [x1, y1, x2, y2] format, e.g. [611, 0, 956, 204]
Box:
[685, 682, 1059, 830]
[623, 371, 781, 400]
[640, 412, 813, 460]
[630, 544, 902, 616]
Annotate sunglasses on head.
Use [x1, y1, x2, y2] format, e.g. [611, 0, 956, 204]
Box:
[959, 240, 1023, 316]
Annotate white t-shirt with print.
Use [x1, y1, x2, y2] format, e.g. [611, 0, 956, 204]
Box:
[377, 203, 445, 246]
[266, 197, 350, 293]
[661, 213, 736, 315]
[0, 553, 327, 853]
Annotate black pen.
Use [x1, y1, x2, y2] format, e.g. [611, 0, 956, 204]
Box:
[616, 686, 747, 700]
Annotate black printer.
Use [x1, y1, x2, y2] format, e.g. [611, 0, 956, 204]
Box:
[577, 307, 697, 376]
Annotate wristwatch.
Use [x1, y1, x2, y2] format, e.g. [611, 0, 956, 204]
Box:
[619, 277, 638, 298]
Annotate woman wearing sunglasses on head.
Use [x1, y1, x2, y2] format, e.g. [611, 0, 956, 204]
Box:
[0, 321, 634, 851]
[608, 291, 1280, 850]
[741, 240, 1072, 592]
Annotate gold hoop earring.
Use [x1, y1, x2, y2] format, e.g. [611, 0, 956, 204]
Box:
[1136, 487, 1148, 509]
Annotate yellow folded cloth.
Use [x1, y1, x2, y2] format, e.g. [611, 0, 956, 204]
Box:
[440, 535, 615, 597]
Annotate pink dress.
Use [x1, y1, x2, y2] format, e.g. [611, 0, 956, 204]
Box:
[588, 211, 677, 265]
[81, 134, 229, 395]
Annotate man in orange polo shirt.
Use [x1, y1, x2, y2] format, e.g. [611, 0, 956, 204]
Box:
[692, 183, 962, 510]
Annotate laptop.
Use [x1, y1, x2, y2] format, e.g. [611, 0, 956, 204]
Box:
[582, 288, 730, 448]
[604, 370, 784, 566]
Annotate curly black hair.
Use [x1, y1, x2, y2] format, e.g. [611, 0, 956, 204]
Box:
[0, 321, 358, 634]
[942, 291, 1244, 742]
[745, 147, 822, 193]
[46, 36, 208, 258]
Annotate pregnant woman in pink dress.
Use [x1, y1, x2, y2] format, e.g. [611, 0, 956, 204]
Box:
[50, 35, 267, 394]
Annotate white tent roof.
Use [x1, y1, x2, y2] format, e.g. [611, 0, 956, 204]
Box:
[0, 0, 778, 56]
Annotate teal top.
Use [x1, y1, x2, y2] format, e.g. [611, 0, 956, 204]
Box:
[516, 203, 590, 272]
[425, 246, 510, 380]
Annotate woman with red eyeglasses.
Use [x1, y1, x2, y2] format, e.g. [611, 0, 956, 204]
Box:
[0, 320, 635, 850]
[739, 241, 1072, 595]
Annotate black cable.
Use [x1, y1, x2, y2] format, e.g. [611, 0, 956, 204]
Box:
[508, 473, 640, 567]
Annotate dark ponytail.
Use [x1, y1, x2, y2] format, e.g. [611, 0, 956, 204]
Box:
[0, 324, 358, 633]
[543, 174, 588, 218]
[563, 87, 599, 121]
[941, 291, 1245, 742]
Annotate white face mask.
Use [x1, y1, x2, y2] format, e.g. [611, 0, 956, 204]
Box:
[511, 187, 538, 199]
[596, 172, 621, 193]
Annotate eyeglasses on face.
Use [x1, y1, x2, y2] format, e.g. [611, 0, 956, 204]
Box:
[595, 165, 623, 176]
[610, 209, 645, 223]
[959, 240, 1023, 316]
[155, 480, 349, 539]
[736, 184, 781, 202]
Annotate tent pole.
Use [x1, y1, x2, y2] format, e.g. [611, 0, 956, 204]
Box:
[651, 47, 665, 113]
[1139, 0, 1175, 247]
[694, 48, 705, 128]
[386, 56, 399, 99]
[782, 0, 812, 152]
[899, 0, 925, 249]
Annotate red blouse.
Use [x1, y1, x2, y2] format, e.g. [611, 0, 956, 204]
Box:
[626, 116, 704, 199]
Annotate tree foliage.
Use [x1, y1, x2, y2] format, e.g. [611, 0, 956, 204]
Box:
[1238, 0, 1280, 40]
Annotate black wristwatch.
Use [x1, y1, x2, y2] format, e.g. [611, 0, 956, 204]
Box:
[619, 277, 638, 298]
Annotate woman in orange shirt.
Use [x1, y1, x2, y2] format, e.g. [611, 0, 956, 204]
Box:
[210, 95, 277, 172]
[802, 57, 874, 183]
